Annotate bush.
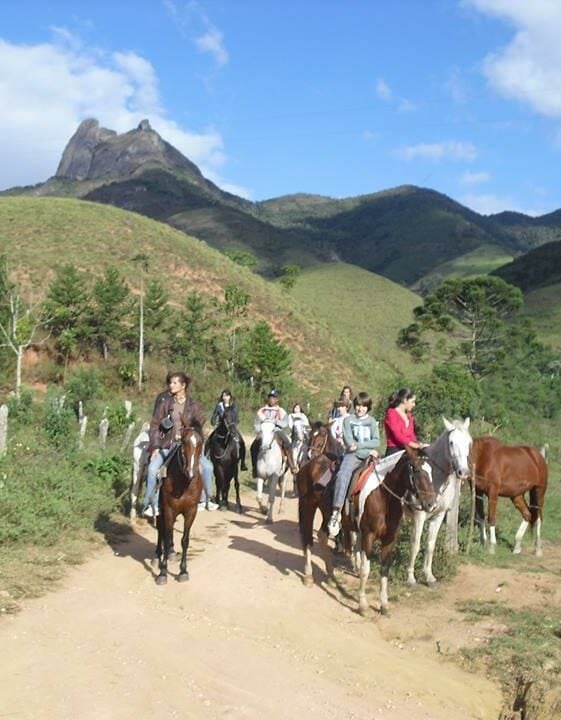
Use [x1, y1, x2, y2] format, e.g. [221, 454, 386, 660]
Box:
[6, 388, 34, 426]
[43, 393, 76, 449]
[65, 366, 103, 406]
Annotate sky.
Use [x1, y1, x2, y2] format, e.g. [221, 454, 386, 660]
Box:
[1, 0, 561, 216]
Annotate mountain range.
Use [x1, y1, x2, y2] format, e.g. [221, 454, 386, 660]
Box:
[5, 118, 561, 292]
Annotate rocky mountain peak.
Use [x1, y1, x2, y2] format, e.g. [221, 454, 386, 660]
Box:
[55, 118, 204, 184]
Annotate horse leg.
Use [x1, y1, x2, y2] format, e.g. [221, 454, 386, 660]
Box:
[444, 476, 461, 554]
[256, 476, 266, 514]
[511, 494, 532, 555]
[130, 462, 139, 520]
[155, 512, 170, 585]
[358, 548, 371, 616]
[233, 465, 243, 513]
[379, 540, 397, 616]
[423, 512, 445, 585]
[407, 511, 425, 586]
[178, 509, 196, 582]
[487, 490, 499, 554]
[278, 470, 287, 516]
[531, 485, 545, 558]
[266, 474, 277, 524]
[475, 493, 487, 546]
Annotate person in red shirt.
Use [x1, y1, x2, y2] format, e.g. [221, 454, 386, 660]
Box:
[384, 388, 425, 457]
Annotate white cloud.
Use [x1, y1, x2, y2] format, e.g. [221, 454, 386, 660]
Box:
[459, 191, 543, 216]
[195, 27, 229, 66]
[466, 0, 561, 118]
[375, 78, 392, 101]
[0, 37, 238, 193]
[460, 170, 491, 184]
[397, 141, 477, 162]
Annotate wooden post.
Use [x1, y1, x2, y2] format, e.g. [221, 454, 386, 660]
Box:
[124, 400, 132, 419]
[465, 463, 477, 555]
[0, 404, 8, 456]
[78, 415, 88, 450]
[120, 420, 136, 452]
[99, 418, 109, 449]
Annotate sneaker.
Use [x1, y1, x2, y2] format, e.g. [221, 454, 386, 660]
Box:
[142, 505, 159, 518]
[197, 501, 206, 511]
[205, 500, 219, 511]
[327, 511, 341, 539]
[240, 463, 248, 471]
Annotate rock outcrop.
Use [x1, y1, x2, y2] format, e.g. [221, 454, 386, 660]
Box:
[56, 118, 205, 185]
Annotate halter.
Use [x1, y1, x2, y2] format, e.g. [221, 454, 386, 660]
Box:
[308, 427, 329, 458]
[381, 458, 434, 511]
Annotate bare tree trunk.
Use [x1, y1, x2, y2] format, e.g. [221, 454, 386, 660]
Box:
[15, 345, 23, 398]
[0, 404, 8, 456]
[138, 278, 144, 392]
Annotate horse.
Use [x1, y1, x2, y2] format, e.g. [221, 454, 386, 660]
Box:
[353, 447, 437, 616]
[129, 422, 150, 519]
[404, 417, 472, 586]
[297, 422, 341, 586]
[470, 435, 548, 556]
[207, 406, 242, 513]
[155, 425, 204, 585]
[255, 419, 289, 524]
[289, 418, 310, 495]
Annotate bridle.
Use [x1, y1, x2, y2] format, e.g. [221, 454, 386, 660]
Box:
[380, 458, 434, 511]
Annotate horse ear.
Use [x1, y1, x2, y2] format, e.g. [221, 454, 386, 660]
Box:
[442, 416, 454, 432]
[463, 417, 471, 430]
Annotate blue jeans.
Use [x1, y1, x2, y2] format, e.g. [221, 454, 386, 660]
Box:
[333, 454, 363, 509]
[143, 450, 214, 509]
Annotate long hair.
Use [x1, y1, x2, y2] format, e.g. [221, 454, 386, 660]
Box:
[387, 388, 415, 409]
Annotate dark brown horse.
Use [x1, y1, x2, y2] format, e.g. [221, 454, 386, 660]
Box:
[470, 436, 548, 556]
[207, 406, 242, 513]
[353, 447, 437, 615]
[297, 422, 340, 586]
[155, 425, 204, 585]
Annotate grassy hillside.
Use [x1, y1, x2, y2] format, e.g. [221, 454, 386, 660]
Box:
[289, 262, 422, 392]
[524, 283, 561, 351]
[412, 244, 514, 293]
[0, 196, 418, 404]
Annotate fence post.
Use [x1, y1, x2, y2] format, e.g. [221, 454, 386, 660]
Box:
[78, 415, 88, 450]
[445, 477, 461, 554]
[120, 421, 136, 452]
[99, 418, 109, 449]
[0, 404, 8, 456]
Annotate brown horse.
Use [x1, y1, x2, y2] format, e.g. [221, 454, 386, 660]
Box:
[155, 425, 204, 585]
[353, 447, 437, 616]
[297, 422, 340, 585]
[470, 436, 548, 556]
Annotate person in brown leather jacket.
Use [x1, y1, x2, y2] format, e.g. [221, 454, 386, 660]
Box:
[143, 372, 215, 516]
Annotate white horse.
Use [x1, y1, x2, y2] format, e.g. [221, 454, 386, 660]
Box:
[256, 420, 288, 524]
[129, 422, 150, 519]
[290, 418, 310, 495]
[404, 417, 472, 586]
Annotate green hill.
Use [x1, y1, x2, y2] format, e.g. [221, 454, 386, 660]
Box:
[0, 196, 420, 400]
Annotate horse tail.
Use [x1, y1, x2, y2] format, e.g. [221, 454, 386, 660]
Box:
[529, 486, 540, 528]
[539, 443, 549, 464]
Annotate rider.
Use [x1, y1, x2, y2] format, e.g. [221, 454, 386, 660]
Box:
[329, 385, 353, 420]
[384, 388, 425, 456]
[328, 398, 350, 456]
[327, 391, 380, 538]
[208, 389, 248, 471]
[142, 372, 216, 517]
[287, 402, 311, 435]
[250, 389, 299, 477]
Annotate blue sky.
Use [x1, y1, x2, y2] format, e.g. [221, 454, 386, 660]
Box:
[1, 0, 561, 216]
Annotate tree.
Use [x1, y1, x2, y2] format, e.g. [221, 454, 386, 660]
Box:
[240, 321, 291, 390]
[224, 249, 258, 269]
[0, 256, 48, 395]
[278, 263, 301, 291]
[143, 278, 170, 353]
[132, 254, 149, 391]
[43, 264, 91, 372]
[173, 292, 217, 369]
[216, 284, 250, 374]
[398, 276, 523, 379]
[90, 267, 131, 360]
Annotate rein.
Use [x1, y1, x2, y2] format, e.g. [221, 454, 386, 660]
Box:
[380, 462, 427, 510]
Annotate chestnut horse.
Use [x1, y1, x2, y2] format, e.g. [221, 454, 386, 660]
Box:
[470, 436, 548, 556]
[353, 447, 437, 616]
[297, 422, 340, 585]
[207, 406, 242, 512]
[155, 425, 204, 585]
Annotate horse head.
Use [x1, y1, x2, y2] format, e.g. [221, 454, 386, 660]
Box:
[180, 425, 204, 479]
[403, 446, 438, 512]
[259, 419, 278, 451]
[308, 422, 333, 459]
[442, 416, 472, 479]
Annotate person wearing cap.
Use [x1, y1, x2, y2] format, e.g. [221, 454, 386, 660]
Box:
[250, 389, 298, 477]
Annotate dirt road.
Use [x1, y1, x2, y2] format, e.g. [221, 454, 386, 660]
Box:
[0, 492, 502, 720]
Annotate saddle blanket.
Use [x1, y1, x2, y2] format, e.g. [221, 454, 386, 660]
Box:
[357, 451, 403, 528]
[313, 466, 334, 490]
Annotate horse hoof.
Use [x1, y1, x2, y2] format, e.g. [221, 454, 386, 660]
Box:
[265, 516, 273, 525]
[380, 606, 391, 618]
[303, 575, 314, 588]
[237, 505, 243, 514]
[218, 504, 228, 512]
[359, 604, 369, 617]
[177, 572, 189, 583]
[155, 575, 167, 586]
[407, 578, 417, 587]
[426, 579, 437, 588]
